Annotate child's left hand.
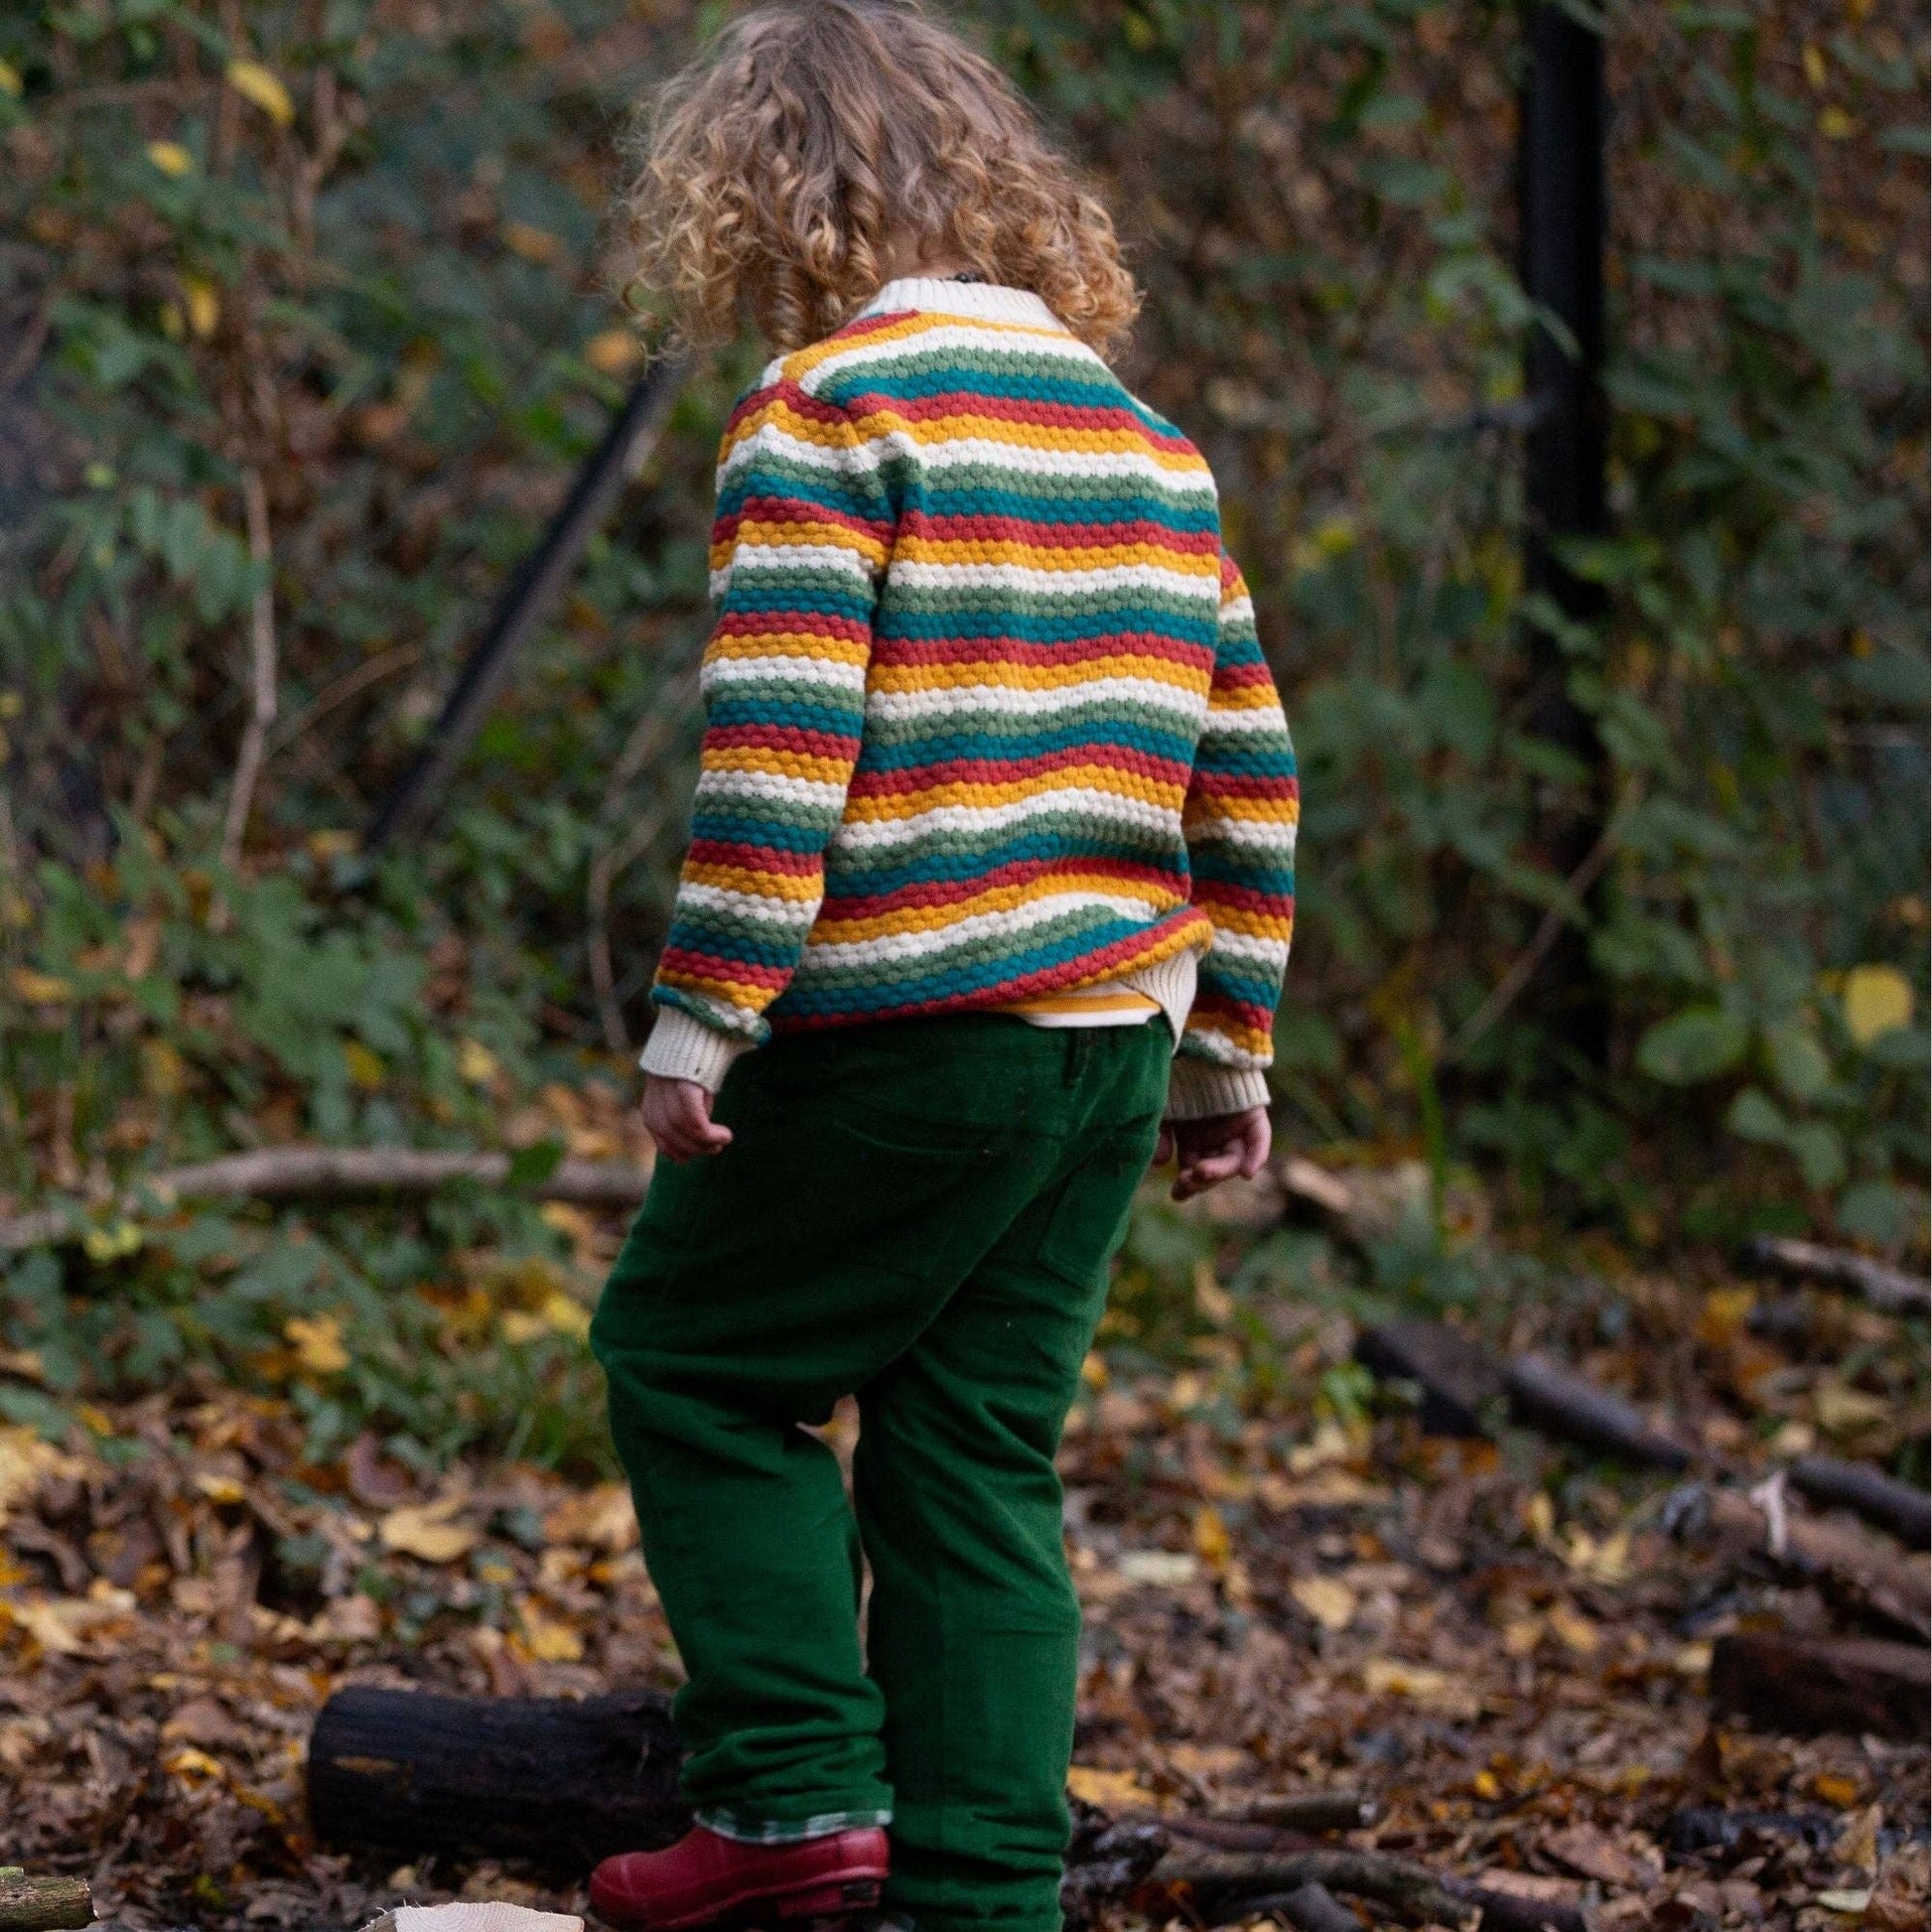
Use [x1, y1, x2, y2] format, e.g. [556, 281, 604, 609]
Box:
[641, 1074, 734, 1163]
[1156, 1106, 1272, 1202]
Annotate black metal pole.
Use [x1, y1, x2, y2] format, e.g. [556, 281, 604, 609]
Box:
[363, 357, 686, 853]
[1519, 0, 1609, 1065]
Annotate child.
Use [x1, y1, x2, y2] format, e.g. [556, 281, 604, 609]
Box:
[587, 7, 1298, 1932]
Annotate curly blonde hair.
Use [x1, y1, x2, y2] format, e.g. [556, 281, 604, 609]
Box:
[618, 0, 1139, 357]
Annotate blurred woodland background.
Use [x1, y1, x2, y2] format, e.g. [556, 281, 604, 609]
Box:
[1, 4, 1930, 1923]
[0, 0, 1926, 1459]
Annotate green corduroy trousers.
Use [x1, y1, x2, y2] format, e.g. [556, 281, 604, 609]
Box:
[591, 1014, 1171, 1932]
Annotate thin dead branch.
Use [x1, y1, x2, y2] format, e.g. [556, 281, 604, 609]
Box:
[218, 468, 277, 872]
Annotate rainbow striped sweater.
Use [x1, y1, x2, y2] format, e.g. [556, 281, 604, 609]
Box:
[644, 278, 1299, 1120]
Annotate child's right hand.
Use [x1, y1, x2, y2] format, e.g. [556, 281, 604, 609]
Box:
[641, 1074, 734, 1164]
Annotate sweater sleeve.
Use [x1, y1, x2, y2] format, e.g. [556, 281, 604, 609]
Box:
[644, 374, 891, 1076]
[1168, 546, 1299, 1119]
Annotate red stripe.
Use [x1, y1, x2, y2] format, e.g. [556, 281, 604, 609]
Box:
[847, 743, 1192, 799]
[843, 389, 1172, 438]
[897, 510, 1219, 556]
[685, 839, 822, 878]
[1193, 880, 1298, 918]
[708, 723, 862, 759]
[713, 610, 874, 646]
[716, 495, 890, 545]
[1189, 771, 1302, 803]
[876, 632, 1213, 673]
[816, 854, 1189, 924]
[657, 948, 792, 993]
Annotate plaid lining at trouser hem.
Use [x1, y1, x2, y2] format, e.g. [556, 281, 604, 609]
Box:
[697, 1806, 894, 1845]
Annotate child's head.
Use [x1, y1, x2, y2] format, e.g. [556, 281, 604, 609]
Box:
[620, 0, 1138, 356]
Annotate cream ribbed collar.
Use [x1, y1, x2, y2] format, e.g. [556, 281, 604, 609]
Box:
[857, 277, 1068, 332]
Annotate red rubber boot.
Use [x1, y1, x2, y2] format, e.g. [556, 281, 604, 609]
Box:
[589, 1824, 889, 1932]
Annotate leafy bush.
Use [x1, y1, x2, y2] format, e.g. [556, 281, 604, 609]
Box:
[0, 0, 1923, 1452]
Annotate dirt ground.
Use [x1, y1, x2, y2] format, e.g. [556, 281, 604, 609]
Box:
[0, 1219, 1925, 1932]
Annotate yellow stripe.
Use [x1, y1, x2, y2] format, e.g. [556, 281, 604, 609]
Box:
[1002, 989, 1163, 1016]
[870, 654, 1211, 698]
[703, 746, 855, 785]
[844, 765, 1188, 821]
[722, 518, 888, 568]
[705, 631, 872, 667]
[894, 534, 1218, 576]
[813, 871, 1182, 945]
[682, 861, 824, 904]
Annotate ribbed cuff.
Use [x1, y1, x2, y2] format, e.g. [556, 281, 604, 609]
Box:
[639, 1007, 753, 1093]
[1166, 1056, 1272, 1122]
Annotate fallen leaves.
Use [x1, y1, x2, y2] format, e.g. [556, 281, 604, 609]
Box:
[1289, 1574, 1357, 1632]
[378, 1496, 479, 1565]
[224, 59, 296, 127]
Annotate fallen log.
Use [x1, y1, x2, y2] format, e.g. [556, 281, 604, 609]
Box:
[1149, 1848, 1476, 1930]
[1213, 1792, 1376, 1834]
[1709, 1631, 1929, 1740]
[1787, 1454, 1931, 1551]
[0, 1874, 92, 1932]
[1503, 1351, 1693, 1470]
[0, 1148, 653, 1253]
[1353, 1320, 1503, 1439]
[307, 1684, 686, 1868]
[1443, 1874, 1588, 1932]
[1250, 1882, 1361, 1932]
[1677, 1481, 1931, 1643]
[1739, 1236, 1929, 1319]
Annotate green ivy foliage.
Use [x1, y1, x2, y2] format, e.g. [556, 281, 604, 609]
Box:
[0, 0, 1924, 1355]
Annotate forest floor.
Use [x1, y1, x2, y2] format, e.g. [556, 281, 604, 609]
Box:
[0, 1167, 1926, 1932]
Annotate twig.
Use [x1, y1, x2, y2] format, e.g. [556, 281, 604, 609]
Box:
[1739, 1235, 1929, 1318]
[267, 642, 420, 756]
[1447, 785, 1635, 1060]
[1150, 1848, 1476, 1929]
[0, 1146, 654, 1253]
[219, 469, 278, 871]
[1212, 1793, 1375, 1834]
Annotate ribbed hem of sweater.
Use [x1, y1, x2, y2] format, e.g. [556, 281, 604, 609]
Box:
[639, 1007, 751, 1091]
[1166, 1056, 1272, 1122]
[858, 276, 1069, 334]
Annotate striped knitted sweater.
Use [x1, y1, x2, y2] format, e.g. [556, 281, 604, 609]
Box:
[644, 278, 1299, 1120]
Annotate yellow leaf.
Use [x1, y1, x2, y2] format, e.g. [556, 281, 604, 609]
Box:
[0, 61, 20, 96]
[1547, 1600, 1600, 1655]
[1079, 1351, 1108, 1391]
[164, 1745, 227, 1780]
[1814, 1771, 1863, 1809]
[584, 328, 643, 375]
[1289, 1574, 1357, 1632]
[515, 1596, 585, 1662]
[284, 1312, 348, 1376]
[1192, 1504, 1231, 1573]
[141, 1037, 188, 1100]
[541, 1483, 637, 1554]
[1525, 1490, 1556, 1543]
[456, 1036, 499, 1086]
[10, 967, 71, 1005]
[193, 1471, 247, 1505]
[1817, 106, 1856, 139]
[225, 59, 295, 127]
[181, 273, 219, 339]
[502, 219, 565, 265]
[1696, 1286, 1756, 1349]
[1801, 42, 1828, 87]
[1842, 964, 1912, 1045]
[1066, 1764, 1155, 1811]
[148, 141, 195, 178]
[379, 1498, 478, 1564]
[344, 1038, 385, 1090]
[81, 1219, 142, 1264]
[1501, 1613, 1544, 1656]
[1362, 1658, 1449, 1700]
